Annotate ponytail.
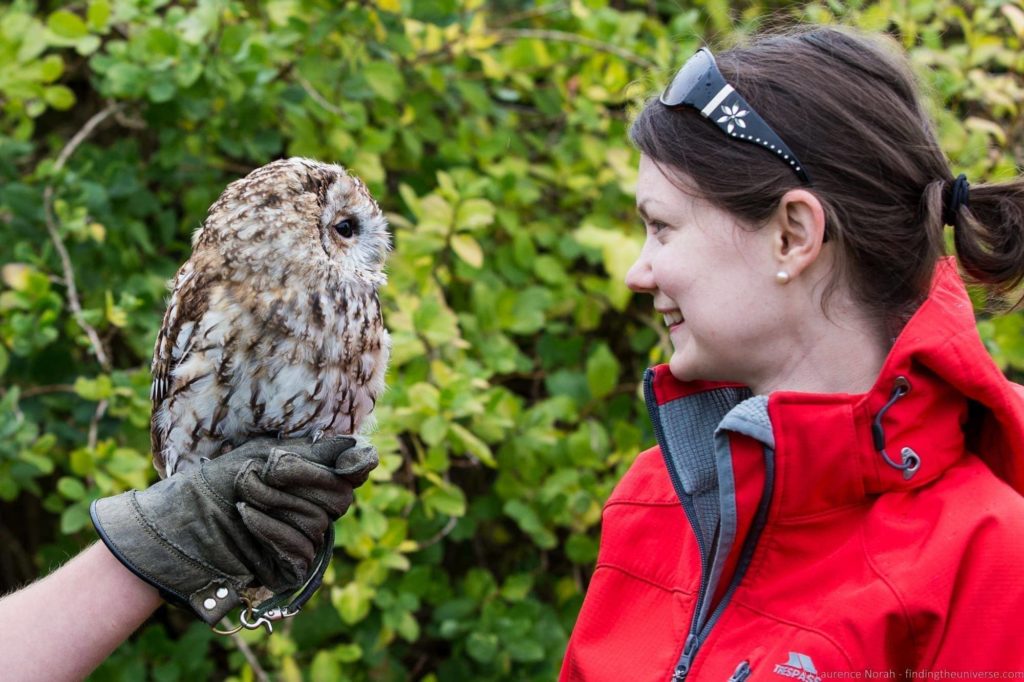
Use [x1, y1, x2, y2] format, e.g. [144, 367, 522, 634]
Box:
[950, 178, 1024, 301]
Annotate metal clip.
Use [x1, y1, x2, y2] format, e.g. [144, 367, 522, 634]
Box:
[211, 598, 300, 636]
[238, 605, 300, 634]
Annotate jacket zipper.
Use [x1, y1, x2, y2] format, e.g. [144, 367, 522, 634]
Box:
[644, 369, 776, 682]
[643, 371, 711, 680]
[727, 660, 752, 682]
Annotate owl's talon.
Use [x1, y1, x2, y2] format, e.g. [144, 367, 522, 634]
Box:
[311, 429, 324, 444]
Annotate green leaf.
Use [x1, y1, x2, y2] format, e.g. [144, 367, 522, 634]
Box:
[451, 234, 484, 268]
[586, 343, 620, 399]
[363, 62, 404, 102]
[574, 224, 643, 310]
[332, 582, 374, 624]
[74, 375, 113, 401]
[566, 533, 599, 564]
[87, 1, 111, 31]
[43, 85, 75, 110]
[60, 503, 91, 534]
[500, 573, 534, 601]
[466, 632, 499, 663]
[334, 643, 362, 663]
[47, 10, 88, 38]
[422, 483, 466, 517]
[396, 610, 420, 641]
[504, 499, 557, 548]
[57, 477, 86, 501]
[420, 415, 448, 446]
[448, 422, 495, 467]
[310, 651, 340, 682]
[506, 638, 545, 662]
[455, 198, 495, 231]
[0, 344, 8, 377]
[147, 81, 176, 103]
[39, 55, 64, 83]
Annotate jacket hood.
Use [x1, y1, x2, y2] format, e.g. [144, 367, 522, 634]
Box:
[648, 257, 1024, 515]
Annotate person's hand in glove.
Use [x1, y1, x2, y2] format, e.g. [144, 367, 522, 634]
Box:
[90, 435, 377, 625]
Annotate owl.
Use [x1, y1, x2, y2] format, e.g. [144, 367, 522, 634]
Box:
[150, 157, 391, 478]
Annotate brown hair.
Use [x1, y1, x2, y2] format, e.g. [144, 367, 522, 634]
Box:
[629, 25, 1024, 331]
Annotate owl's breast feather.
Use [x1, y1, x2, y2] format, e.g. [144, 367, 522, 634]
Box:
[156, 277, 388, 473]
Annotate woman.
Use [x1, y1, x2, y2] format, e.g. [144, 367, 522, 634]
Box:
[561, 26, 1024, 680]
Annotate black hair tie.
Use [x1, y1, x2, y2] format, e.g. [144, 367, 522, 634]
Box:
[942, 174, 970, 226]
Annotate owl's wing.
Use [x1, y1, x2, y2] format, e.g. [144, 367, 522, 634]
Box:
[150, 263, 209, 476]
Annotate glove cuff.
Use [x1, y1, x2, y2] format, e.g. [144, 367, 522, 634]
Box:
[90, 494, 248, 625]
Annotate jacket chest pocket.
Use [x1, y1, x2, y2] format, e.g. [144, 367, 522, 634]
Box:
[702, 634, 853, 681]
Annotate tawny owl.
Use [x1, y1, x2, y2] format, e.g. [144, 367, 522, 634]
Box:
[150, 157, 391, 478]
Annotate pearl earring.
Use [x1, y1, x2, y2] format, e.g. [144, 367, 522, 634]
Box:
[775, 271, 791, 285]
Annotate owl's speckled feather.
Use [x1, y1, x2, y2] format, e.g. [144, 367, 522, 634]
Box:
[151, 157, 391, 478]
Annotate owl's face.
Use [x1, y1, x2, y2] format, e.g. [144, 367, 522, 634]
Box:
[195, 157, 390, 286]
[316, 167, 390, 279]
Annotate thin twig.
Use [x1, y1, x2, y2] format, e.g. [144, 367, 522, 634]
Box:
[112, 104, 146, 131]
[87, 399, 108, 450]
[230, 633, 271, 682]
[418, 516, 458, 550]
[52, 104, 121, 170]
[492, 28, 657, 70]
[18, 384, 77, 398]
[42, 103, 122, 373]
[295, 73, 348, 120]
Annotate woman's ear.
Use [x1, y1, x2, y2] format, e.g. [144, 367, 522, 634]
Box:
[772, 189, 827, 279]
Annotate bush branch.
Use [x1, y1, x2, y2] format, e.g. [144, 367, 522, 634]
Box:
[42, 103, 123, 373]
[295, 73, 348, 121]
[87, 400, 108, 451]
[418, 516, 458, 550]
[230, 633, 270, 682]
[19, 384, 77, 398]
[492, 28, 656, 70]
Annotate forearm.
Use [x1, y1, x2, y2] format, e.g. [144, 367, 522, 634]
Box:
[0, 541, 162, 682]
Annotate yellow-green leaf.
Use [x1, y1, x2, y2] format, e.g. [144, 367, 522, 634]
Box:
[451, 234, 484, 268]
[39, 55, 64, 83]
[87, 0, 111, 30]
[449, 422, 495, 466]
[332, 582, 374, 624]
[422, 482, 466, 517]
[47, 10, 88, 38]
[1, 264, 32, 291]
[455, 198, 495, 230]
[43, 85, 75, 110]
[1002, 4, 1024, 38]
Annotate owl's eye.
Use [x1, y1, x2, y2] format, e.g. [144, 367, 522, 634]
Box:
[333, 218, 359, 239]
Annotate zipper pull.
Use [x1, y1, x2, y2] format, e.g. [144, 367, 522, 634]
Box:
[672, 634, 700, 681]
[727, 660, 752, 682]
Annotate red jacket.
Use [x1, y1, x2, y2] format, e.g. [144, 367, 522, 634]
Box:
[561, 259, 1024, 681]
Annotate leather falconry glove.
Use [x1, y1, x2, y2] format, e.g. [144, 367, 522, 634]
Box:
[90, 436, 377, 625]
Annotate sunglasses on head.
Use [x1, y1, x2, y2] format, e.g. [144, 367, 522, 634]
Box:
[660, 47, 811, 185]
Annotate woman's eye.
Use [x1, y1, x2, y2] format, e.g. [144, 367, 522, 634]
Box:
[334, 218, 358, 238]
[647, 220, 669, 235]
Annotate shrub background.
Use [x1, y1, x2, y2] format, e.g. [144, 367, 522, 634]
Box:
[2, 0, 1023, 679]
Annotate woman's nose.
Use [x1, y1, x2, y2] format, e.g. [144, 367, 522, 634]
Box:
[625, 252, 655, 293]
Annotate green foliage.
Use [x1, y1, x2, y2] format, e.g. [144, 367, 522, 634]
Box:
[1, 0, 1022, 679]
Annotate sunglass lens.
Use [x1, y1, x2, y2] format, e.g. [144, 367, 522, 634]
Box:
[660, 49, 713, 106]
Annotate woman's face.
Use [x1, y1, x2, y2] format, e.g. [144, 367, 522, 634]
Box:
[626, 155, 788, 386]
